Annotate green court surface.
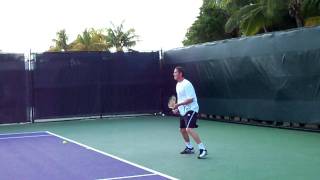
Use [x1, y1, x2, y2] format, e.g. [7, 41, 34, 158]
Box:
[1, 116, 320, 180]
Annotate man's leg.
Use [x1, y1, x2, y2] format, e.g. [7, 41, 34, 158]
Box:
[186, 128, 207, 159]
[180, 128, 194, 154]
[180, 128, 190, 142]
[186, 128, 201, 144]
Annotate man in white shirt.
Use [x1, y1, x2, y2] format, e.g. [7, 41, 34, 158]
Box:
[172, 66, 207, 159]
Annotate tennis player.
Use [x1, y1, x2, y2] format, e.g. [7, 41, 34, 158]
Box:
[172, 66, 207, 159]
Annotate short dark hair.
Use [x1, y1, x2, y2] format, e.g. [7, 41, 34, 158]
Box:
[175, 66, 185, 77]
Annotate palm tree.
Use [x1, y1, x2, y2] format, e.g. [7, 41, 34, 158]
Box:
[302, 0, 320, 26]
[225, 0, 288, 36]
[50, 29, 69, 51]
[288, 0, 304, 27]
[225, 0, 320, 35]
[70, 29, 109, 51]
[105, 22, 138, 52]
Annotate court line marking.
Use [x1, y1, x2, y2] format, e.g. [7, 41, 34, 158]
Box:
[46, 131, 178, 180]
[0, 134, 52, 140]
[0, 131, 48, 136]
[34, 114, 152, 123]
[96, 173, 157, 180]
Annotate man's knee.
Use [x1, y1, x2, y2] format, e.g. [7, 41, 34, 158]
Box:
[180, 128, 187, 133]
[186, 128, 193, 134]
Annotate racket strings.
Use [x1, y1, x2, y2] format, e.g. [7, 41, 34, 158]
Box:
[168, 96, 177, 109]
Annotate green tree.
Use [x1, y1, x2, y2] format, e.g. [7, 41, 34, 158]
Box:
[105, 22, 138, 52]
[70, 28, 109, 51]
[218, 0, 255, 12]
[49, 29, 69, 51]
[183, 0, 232, 46]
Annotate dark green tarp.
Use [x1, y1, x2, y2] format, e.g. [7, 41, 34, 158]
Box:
[163, 26, 320, 123]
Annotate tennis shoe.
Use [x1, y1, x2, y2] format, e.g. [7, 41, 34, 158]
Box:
[197, 149, 208, 159]
[180, 147, 194, 154]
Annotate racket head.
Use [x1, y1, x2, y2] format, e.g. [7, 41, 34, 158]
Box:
[168, 95, 177, 109]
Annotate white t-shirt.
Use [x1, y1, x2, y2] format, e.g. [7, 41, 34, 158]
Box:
[176, 79, 199, 116]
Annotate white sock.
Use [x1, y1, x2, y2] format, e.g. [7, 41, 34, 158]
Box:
[185, 142, 193, 149]
[198, 143, 205, 150]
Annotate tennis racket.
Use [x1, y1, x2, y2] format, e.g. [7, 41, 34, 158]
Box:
[168, 95, 177, 109]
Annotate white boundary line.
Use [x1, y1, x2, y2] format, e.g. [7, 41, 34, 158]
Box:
[100, 114, 152, 119]
[0, 122, 31, 127]
[97, 173, 157, 180]
[0, 131, 48, 136]
[46, 131, 178, 180]
[34, 116, 100, 122]
[34, 114, 153, 123]
[0, 134, 51, 140]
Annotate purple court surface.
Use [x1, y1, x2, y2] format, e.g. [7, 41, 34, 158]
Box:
[0, 131, 177, 180]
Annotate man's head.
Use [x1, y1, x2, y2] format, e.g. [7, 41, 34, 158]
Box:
[173, 66, 184, 81]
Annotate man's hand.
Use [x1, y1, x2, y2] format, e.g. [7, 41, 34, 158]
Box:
[173, 104, 179, 110]
[173, 98, 193, 110]
[172, 109, 179, 115]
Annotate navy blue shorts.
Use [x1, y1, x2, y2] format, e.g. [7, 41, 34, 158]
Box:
[180, 111, 199, 129]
